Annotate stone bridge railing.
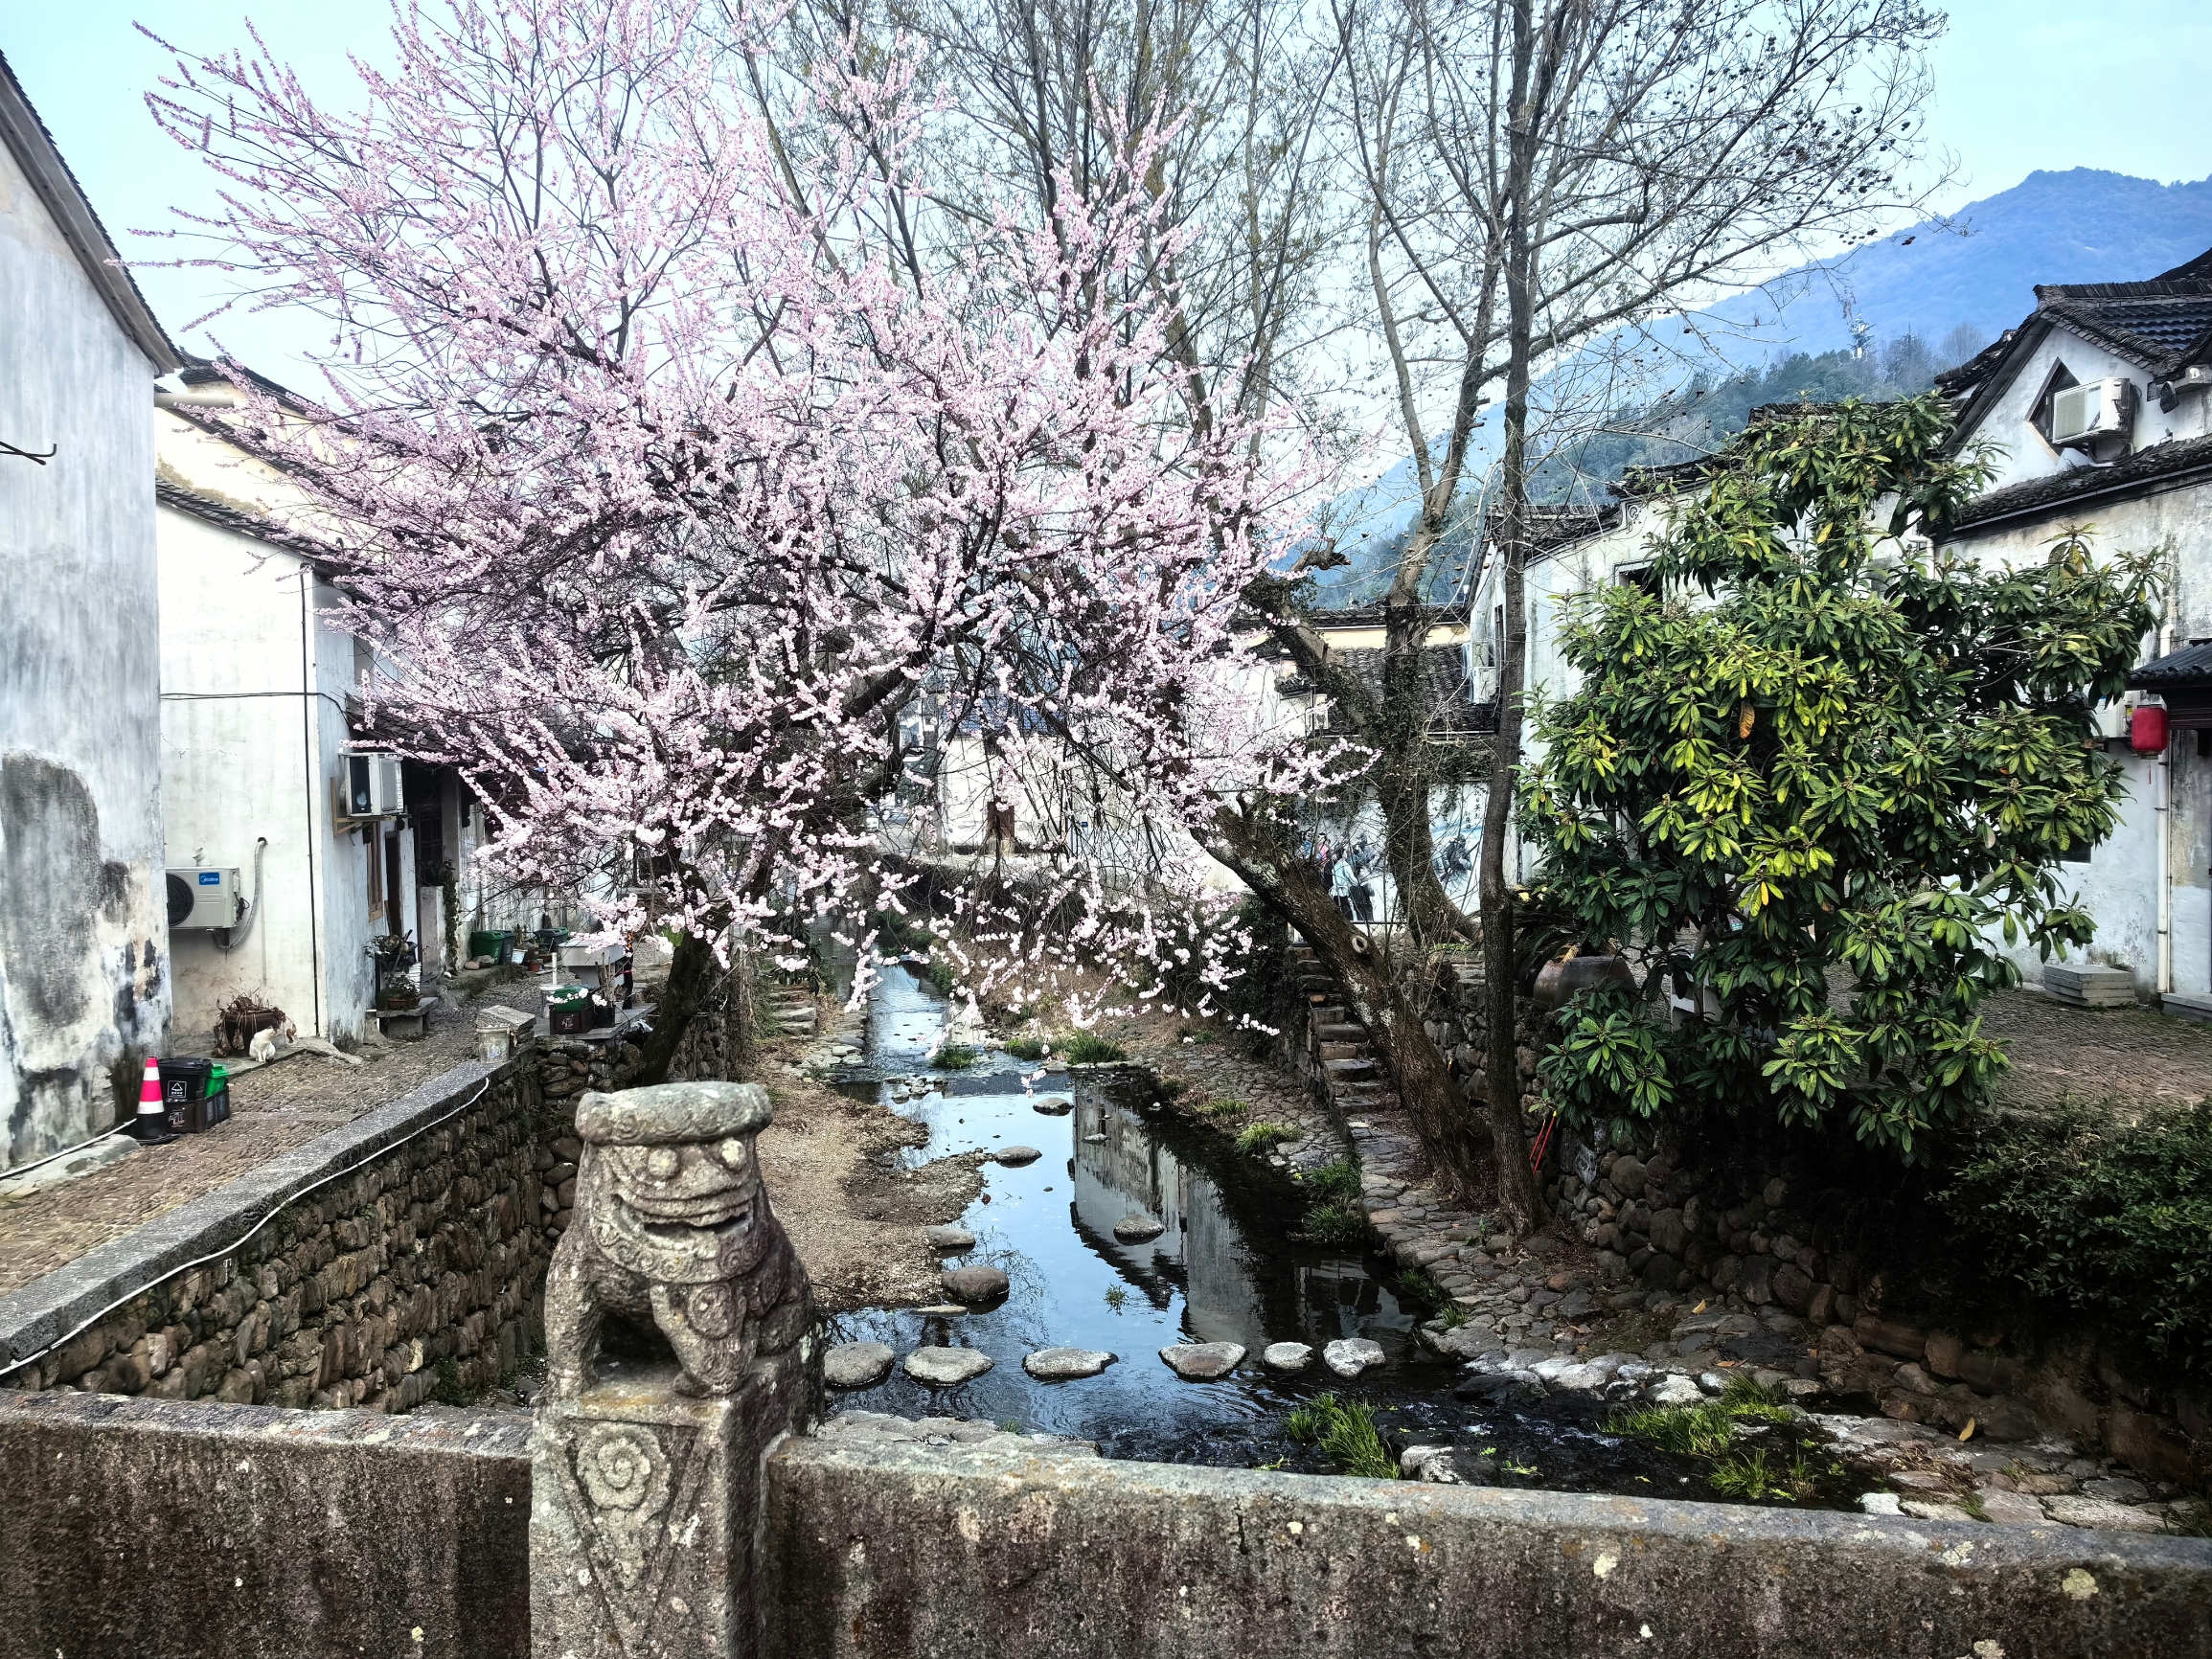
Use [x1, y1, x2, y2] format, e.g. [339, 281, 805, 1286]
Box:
[2, 1079, 2208, 1659]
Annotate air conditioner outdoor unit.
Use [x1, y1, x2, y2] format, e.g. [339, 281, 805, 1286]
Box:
[2049, 376, 2135, 448]
[345, 753, 405, 818]
[167, 867, 244, 930]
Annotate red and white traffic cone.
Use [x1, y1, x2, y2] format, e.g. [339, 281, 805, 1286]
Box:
[131, 1057, 175, 1144]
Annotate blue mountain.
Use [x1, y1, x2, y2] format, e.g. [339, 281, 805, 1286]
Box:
[1315, 169, 2212, 603]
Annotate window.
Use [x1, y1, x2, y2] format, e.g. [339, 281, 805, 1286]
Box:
[1616, 563, 1662, 597]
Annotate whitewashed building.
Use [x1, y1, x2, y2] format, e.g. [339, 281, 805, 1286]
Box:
[0, 54, 180, 1170]
[154, 370, 500, 1044]
[1935, 244, 2212, 1004]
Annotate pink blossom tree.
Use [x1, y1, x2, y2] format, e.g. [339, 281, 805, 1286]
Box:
[145, 0, 1331, 1071]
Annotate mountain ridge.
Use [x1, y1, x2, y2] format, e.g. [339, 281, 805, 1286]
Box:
[1314, 168, 2212, 603]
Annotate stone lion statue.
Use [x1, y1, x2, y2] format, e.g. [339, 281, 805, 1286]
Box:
[544, 1080, 810, 1399]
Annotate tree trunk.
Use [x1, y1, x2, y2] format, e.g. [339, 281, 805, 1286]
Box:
[1378, 597, 1478, 948]
[634, 929, 722, 1087]
[1209, 807, 1493, 1199]
[1477, 0, 1547, 1233]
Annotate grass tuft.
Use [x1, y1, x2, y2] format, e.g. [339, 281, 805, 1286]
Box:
[1236, 1122, 1300, 1155]
[934, 1043, 980, 1070]
[1607, 1375, 1791, 1460]
[1061, 1033, 1128, 1065]
[1284, 1393, 1399, 1479]
[1302, 1159, 1361, 1200]
[1004, 1035, 1049, 1061]
[1298, 1200, 1368, 1246]
[1198, 1095, 1249, 1121]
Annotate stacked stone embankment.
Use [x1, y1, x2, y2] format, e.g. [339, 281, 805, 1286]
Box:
[0, 1050, 555, 1412]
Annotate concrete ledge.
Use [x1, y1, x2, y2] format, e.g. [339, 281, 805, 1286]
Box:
[764, 1439, 2212, 1659]
[0, 1055, 505, 1369]
[0, 1388, 530, 1659]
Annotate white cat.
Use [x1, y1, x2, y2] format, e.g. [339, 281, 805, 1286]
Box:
[248, 1019, 298, 1063]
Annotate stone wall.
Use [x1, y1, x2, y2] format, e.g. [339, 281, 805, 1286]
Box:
[3, 1389, 2205, 1659]
[0, 1048, 554, 1411]
[1395, 946, 2207, 1490]
[0, 1388, 530, 1659]
[766, 1431, 2212, 1659]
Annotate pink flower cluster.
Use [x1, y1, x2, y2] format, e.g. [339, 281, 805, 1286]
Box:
[146, 0, 1336, 1011]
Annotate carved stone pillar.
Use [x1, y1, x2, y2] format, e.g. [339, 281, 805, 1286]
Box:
[530, 1081, 818, 1658]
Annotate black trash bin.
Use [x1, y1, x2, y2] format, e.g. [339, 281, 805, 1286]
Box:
[156, 1057, 216, 1135]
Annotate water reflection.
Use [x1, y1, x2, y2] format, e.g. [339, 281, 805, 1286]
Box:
[823, 965, 1449, 1461]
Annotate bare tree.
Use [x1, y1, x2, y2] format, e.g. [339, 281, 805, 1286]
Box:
[1318, 0, 1944, 1220]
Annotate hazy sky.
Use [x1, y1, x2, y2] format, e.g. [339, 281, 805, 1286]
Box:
[7, 0, 2210, 373]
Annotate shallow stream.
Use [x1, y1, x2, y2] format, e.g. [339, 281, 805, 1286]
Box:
[823, 966, 1852, 1503]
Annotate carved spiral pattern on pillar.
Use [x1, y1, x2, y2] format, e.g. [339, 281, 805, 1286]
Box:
[577, 1422, 670, 1516]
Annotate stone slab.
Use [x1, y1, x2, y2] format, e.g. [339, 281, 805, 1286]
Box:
[765, 1438, 2212, 1659]
[0, 1388, 531, 1659]
[533, 1355, 810, 1659]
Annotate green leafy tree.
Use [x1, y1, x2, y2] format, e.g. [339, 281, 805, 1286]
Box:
[1524, 397, 2159, 1158]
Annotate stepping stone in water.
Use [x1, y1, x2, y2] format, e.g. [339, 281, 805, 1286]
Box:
[942, 1263, 1011, 1303]
[1023, 1347, 1117, 1381]
[1262, 1342, 1314, 1374]
[924, 1224, 976, 1252]
[903, 1347, 993, 1386]
[1031, 1098, 1073, 1115]
[916, 1305, 968, 1316]
[824, 1341, 895, 1390]
[1112, 1214, 1166, 1243]
[1159, 1342, 1245, 1380]
[1324, 1337, 1384, 1378]
[994, 1146, 1042, 1166]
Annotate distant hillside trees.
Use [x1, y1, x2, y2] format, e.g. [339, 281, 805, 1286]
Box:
[1535, 327, 1989, 502]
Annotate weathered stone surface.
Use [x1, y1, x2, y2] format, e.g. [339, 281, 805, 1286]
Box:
[1160, 1342, 1244, 1379]
[823, 1342, 895, 1390]
[1112, 1215, 1167, 1243]
[1022, 1348, 1116, 1381]
[1609, 1156, 1647, 1197]
[1323, 1338, 1384, 1378]
[902, 1347, 994, 1386]
[535, 1353, 812, 1659]
[764, 1437, 2212, 1659]
[1262, 1342, 1314, 1373]
[993, 1146, 1043, 1166]
[924, 1225, 976, 1253]
[2043, 1495, 2168, 1533]
[1853, 1314, 1928, 1360]
[1545, 1363, 1608, 1392]
[546, 1081, 810, 1401]
[2106, 1405, 2207, 1488]
[1977, 1489, 2050, 1525]
[1647, 1375, 1703, 1405]
[0, 1389, 530, 1658]
[941, 1264, 1011, 1304]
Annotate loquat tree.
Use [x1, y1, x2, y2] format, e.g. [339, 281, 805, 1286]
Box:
[1524, 396, 2160, 1158]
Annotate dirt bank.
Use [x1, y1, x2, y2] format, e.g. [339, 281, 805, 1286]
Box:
[751, 1039, 986, 1313]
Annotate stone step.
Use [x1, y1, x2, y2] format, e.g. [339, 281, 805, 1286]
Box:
[1324, 1057, 1378, 1080]
[1319, 1041, 1369, 1062]
[1310, 1004, 1347, 1024]
[1314, 1023, 1365, 1043]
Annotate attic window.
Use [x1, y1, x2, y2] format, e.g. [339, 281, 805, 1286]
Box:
[2028, 361, 2081, 449]
[1616, 564, 1662, 597]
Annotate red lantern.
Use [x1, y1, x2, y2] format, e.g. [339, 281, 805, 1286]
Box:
[2132, 703, 2169, 755]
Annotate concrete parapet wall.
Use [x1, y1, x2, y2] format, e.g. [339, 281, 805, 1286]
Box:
[0, 1050, 552, 1411]
[1, 1396, 2209, 1658]
[764, 1437, 2212, 1659]
[0, 1388, 530, 1659]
